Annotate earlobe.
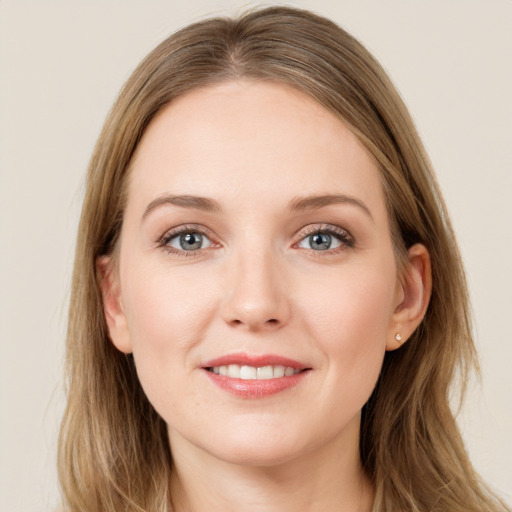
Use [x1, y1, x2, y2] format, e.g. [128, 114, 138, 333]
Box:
[97, 256, 133, 354]
[386, 243, 432, 351]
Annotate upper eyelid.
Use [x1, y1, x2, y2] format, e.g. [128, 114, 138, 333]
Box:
[157, 224, 217, 246]
[295, 223, 352, 239]
[161, 223, 213, 237]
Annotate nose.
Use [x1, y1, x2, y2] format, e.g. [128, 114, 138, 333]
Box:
[220, 248, 291, 332]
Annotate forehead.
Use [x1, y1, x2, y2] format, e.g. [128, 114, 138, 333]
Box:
[126, 80, 387, 220]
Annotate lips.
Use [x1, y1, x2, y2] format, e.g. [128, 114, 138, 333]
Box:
[201, 352, 311, 398]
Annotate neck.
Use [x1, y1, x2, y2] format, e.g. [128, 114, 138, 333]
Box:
[168, 417, 374, 512]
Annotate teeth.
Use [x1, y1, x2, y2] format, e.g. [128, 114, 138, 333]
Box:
[256, 365, 273, 379]
[210, 364, 301, 379]
[227, 364, 240, 378]
[284, 367, 295, 377]
[240, 365, 257, 379]
[273, 365, 285, 378]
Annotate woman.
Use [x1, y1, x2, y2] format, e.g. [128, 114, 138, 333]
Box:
[58, 6, 509, 511]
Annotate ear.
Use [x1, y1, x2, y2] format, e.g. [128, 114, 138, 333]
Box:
[97, 256, 133, 354]
[386, 243, 432, 351]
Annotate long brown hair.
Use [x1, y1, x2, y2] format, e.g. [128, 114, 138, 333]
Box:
[58, 6, 509, 511]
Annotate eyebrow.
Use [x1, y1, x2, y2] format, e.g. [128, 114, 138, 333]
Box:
[142, 194, 222, 220]
[288, 194, 373, 220]
[142, 193, 373, 221]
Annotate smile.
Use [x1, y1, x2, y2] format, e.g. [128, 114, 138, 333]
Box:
[207, 364, 301, 379]
[201, 353, 311, 398]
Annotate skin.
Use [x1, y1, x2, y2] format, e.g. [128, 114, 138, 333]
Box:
[100, 80, 431, 512]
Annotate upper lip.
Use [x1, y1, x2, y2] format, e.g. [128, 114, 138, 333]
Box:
[201, 352, 309, 370]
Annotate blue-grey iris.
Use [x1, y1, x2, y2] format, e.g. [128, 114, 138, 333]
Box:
[180, 233, 203, 250]
[309, 233, 331, 250]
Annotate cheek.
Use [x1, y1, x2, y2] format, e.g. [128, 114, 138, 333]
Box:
[299, 258, 397, 389]
[122, 260, 216, 350]
[304, 261, 396, 337]
[120, 261, 218, 411]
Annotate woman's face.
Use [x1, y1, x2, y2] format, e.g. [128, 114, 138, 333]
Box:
[105, 80, 407, 466]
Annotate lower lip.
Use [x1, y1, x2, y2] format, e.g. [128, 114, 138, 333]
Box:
[203, 370, 309, 398]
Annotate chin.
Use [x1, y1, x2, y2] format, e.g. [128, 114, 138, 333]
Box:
[169, 417, 314, 468]
[206, 436, 308, 468]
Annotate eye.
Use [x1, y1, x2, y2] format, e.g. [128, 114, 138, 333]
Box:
[296, 226, 354, 252]
[167, 231, 212, 251]
[157, 225, 216, 255]
[298, 232, 341, 251]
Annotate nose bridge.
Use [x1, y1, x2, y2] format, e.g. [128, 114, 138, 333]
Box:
[221, 238, 290, 330]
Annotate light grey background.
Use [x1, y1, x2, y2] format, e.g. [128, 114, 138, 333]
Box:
[1, 1, 511, 510]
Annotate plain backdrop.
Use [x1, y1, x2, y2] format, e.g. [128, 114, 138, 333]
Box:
[1, 1, 511, 510]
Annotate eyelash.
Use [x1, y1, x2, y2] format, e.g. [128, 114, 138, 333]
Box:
[156, 224, 216, 257]
[156, 223, 355, 257]
[296, 224, 355, 253]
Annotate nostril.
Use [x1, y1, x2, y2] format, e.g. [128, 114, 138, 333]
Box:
[229, 317, 280, 328]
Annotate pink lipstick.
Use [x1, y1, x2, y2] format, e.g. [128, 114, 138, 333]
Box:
[201, 352, 311, 399]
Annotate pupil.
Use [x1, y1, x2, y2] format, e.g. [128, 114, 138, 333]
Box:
[180, 233, 202, 250]
[310, 233, 331, 250]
